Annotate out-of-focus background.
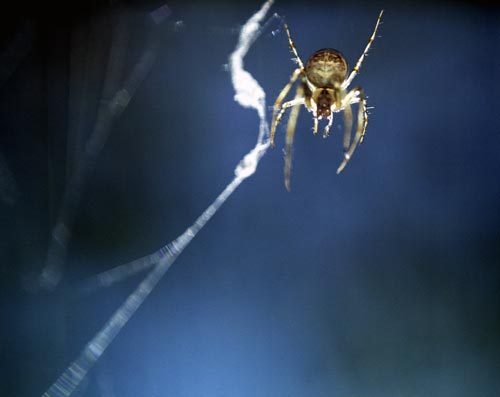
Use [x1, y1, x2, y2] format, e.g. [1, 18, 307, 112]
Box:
[1, 1, 499, 396]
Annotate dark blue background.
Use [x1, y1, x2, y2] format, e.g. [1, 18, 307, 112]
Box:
[1, 1, 499, 396]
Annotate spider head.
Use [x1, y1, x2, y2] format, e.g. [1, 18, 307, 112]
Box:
[313, 88, 333, 119]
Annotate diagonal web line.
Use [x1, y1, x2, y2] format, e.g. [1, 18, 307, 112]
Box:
[41, 1, 273, 396]
[38, 17, 162, 291]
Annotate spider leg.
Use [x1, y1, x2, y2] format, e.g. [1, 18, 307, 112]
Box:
[270, 68, 302, 147]
[341, 10, 384, 90]
[284, 23, 305, 70]
[306, 101, 319, 134]
[344, 90, 368, 144]
[337, 87, 367, 174]
[313, 115, 318, 135]
[284, 83, 305, 191]
[357, 96, 369, 144]
[342, 102, 353, 151]
[273, 96, 305, 136]
[322, 115, 334, 138]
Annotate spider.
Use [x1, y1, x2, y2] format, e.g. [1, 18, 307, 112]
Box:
[270, 10, 384, 190]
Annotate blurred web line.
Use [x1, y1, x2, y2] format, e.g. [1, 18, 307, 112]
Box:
[37, 10, 165, 291]
[75, 1, 277, 297]
[41, 1, 272, 396]
[75, 251, 160, 296]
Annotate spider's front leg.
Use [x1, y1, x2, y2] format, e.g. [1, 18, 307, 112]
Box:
[270, 68, 302, 147]
[337, 87, 367, 174]
[341, 10, 384, 90]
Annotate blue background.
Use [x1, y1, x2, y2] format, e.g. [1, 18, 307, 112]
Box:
[1, 1, 499, 396]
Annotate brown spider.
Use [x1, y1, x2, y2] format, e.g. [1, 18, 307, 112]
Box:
[270, 10, 384, 190]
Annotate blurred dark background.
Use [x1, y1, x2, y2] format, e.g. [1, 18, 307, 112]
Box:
[1, 1, 499, 396]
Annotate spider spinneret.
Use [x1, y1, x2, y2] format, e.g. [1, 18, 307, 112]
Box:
[270, 10, 384, 191]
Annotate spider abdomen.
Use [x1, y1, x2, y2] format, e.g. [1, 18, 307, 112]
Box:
[305, 49, 348, 88]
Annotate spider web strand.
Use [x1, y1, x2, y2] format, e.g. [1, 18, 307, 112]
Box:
[41, 1, 272, 396]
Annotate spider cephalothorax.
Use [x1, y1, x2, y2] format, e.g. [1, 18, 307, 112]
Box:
[270, 11, 384, 190]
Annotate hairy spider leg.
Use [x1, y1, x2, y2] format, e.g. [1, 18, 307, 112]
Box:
[342, 90, 368, 145]
[284, 23, 305, 70]
[284, 84, 305, 191]
[341, 10, 384, 90]
[337, 87, 367, 174]
[359, 99, 369, 144]
[270, 68, 303, 147]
